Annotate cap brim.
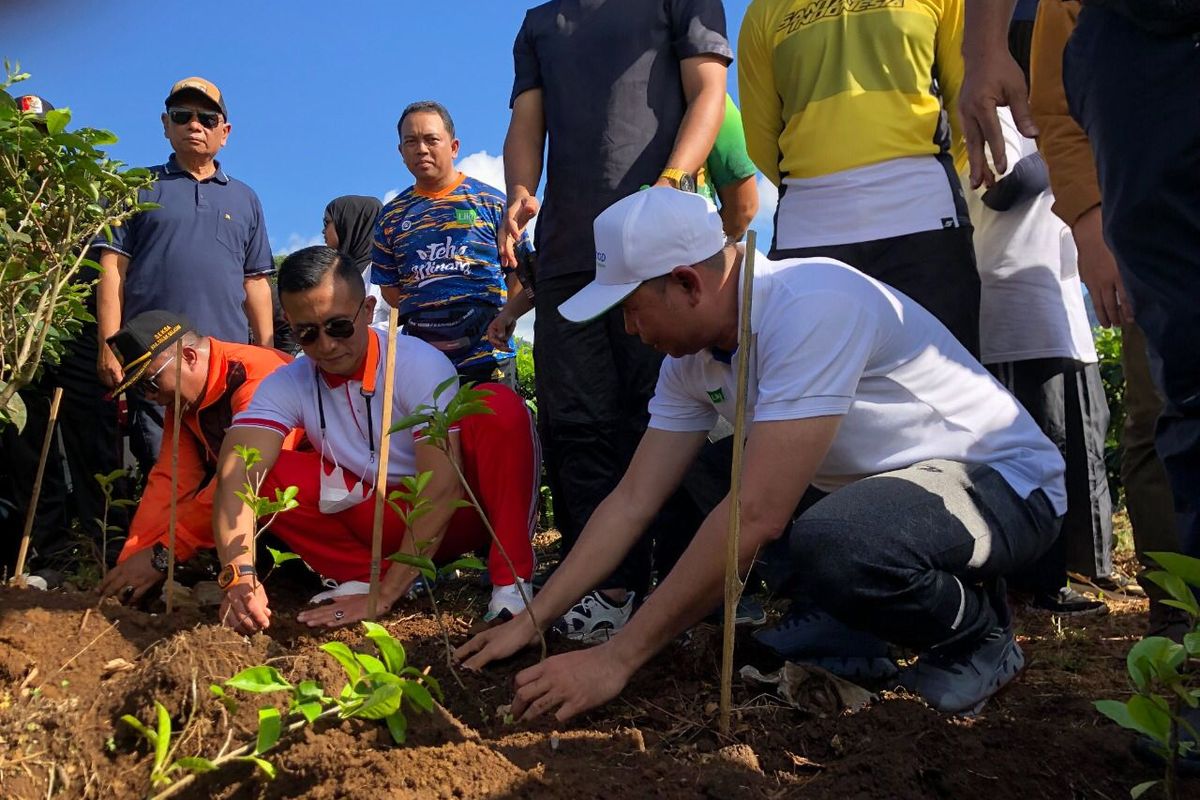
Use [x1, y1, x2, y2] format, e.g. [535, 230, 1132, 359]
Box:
[111, 358, 153, 397]
[558, 279, 644, 323]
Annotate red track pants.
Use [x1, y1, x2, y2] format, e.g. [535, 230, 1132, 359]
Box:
[261, 384, 539, 586]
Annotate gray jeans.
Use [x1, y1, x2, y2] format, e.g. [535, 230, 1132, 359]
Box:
[788, 460, 1060, 655]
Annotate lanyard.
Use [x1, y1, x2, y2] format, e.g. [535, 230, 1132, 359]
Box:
[315, 367, 376, 461]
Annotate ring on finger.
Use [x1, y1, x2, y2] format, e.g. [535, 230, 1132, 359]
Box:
[334, 609, 345, 620]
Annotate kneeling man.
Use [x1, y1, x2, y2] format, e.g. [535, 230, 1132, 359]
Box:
[215, 246, 538, 633]
[458, 189, 1065, 717]
[99, 311, 294, 603]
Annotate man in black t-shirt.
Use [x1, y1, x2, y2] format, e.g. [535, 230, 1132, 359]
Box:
[498, 0, 733, 642]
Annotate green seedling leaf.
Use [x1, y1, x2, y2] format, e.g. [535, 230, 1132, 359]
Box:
[362, 621, 406, 673]
[354, 653, 387, 675]
[439, 556, 486, 576]
[352, 682, 404, 720]
[403, 681, 435, 713]
[296, 680, 324, 701]
[226, 666, 293, 694]
[1143, 571, 1200, 616]
[1146, 551, 1200, 589]
[256, 707, 282, 754]
[110, 499, 137, 509]
[385, 710, 408, 744]
[1130, 780, 1160, 799]
[1127, 695, 1172, 747]
[172, 756, 217, 774]
[433, 375, 459, 401]
[401, 668, 443, 702]
[296, 700, 323, 724]
[119, 714, 157, 746]
[449, 498, 476, 510]
[1185, 632, 1200, 656]
[266, 546, 301, 567]
[388, 552, 437, 581]
[1126, 637, 1186, 691]
[209, 684, 239, 713]
[389, 412, 430, 434]
[153, 702, 172, 775]
[320, 642, 362, 684]
[234, 755, 277, 780]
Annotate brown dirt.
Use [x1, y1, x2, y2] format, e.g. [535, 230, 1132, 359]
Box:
[0, 558, 1194, 800]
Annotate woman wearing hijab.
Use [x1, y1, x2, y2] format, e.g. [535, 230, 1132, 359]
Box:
[323, 195, 389, 326]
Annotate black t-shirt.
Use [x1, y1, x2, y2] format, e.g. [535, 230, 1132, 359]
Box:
[511, 0, 732, 278]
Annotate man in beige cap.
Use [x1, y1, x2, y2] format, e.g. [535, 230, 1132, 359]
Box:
[94, 76, 275, 477]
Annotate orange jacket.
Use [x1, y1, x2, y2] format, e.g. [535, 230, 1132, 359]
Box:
[118, 340, 298, 562]
[1029, 0, 1100, 228]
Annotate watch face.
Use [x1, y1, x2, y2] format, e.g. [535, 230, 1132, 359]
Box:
[217, 564, 235, 589]
[679, 174, 696, 193]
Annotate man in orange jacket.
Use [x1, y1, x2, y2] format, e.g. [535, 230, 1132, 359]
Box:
[98, 310, 296, 603]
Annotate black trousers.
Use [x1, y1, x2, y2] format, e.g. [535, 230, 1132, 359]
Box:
[1065, 6, 1200, 558]
[771, 226, 982, 359]
[533, 271, 669, 596]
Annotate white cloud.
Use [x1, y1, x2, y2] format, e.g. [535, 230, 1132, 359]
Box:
[515, 310, 535, 343]
[382, 188, 400, 204]
[275, 232, 324, 255]
[456, 150, 505, 192]
[748, 174, 778, 246]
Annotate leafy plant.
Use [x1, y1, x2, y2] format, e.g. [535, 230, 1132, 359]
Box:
[1095, 551, 1200, 799]
[1094, 325, 1125, 509]
[389, 378, 546, 660]
[0, 64, 158, 427]
[262, 545, 301, 582]
[120, 700, 274, 798]
[227, 444, 299, 567]
[93, 468, 134, 577]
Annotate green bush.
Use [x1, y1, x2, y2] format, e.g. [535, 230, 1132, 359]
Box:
[1095, 326, 1125, 509]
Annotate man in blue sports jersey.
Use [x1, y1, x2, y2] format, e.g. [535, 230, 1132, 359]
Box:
[371, 101, 529, 388]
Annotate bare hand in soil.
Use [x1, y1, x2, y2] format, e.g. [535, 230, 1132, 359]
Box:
[220, 581, 272, 634]
[511, 644, 630, 723]
[296, 593, 388, 629]
[456, 612, 541, 670]
[97, 548, 163, 604]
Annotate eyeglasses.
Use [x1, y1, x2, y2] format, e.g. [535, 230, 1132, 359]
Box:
[136, 355, 176, 396]
[167, 107, 222, 130]
[293, 298, 366, 346]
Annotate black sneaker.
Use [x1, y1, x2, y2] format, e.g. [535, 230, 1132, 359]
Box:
[1030, 586, 1109, 616]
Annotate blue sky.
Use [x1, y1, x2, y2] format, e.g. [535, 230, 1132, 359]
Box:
[3, 0, 771, 339]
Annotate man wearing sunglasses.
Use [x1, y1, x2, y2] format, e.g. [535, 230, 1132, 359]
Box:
[94, 77, 276, 480]
[212, 246, 540, 634]
[96, 310, 295, 605]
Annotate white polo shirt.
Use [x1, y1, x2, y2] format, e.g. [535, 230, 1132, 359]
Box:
[233, 326, 458, 483]
[648, 254, 1068, 514]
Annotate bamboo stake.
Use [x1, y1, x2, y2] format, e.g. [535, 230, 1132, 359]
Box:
[367, 306, 401, 619]
[719, 231, 757, 736]
[12, 386, 64, 584]
[165, 340, 183, 614]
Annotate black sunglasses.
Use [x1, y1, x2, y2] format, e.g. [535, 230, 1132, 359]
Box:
[167, 107, 222, 130]
[135, 354, 176, 396]
[293, 298, 366, 346]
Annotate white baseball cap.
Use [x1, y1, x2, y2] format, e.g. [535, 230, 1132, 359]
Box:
[558, 188, 726, 323]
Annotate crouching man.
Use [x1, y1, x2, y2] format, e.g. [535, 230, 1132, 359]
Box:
[214, 246, 539, 634]
[98, 311, 294, 603]
[458, 189, 1066, 717]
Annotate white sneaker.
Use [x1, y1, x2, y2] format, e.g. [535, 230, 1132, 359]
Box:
[554, 590, 635, 644]
[486, 579, 534, 621]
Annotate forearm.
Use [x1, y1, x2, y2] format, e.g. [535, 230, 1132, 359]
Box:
[213, 430, 283, 569]
[243, 276, 274, 348]
[96, 251, 125, 344]
[504, 92, 545, 203]
[717, 177, 759, 239]
[963, 0, 1018, 61]
[664, 59, 727, 177]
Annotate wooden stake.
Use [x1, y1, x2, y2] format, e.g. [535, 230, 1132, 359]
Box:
[367, 306, 401, 619]
[719, 231, 757, 736]
[165, 341, 183, 614]
[12, 386, 64, 584]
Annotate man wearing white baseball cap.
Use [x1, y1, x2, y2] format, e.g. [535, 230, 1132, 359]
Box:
[458, 187, 1066, 719]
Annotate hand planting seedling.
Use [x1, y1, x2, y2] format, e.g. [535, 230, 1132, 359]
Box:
[1095, 551, 1200, 800]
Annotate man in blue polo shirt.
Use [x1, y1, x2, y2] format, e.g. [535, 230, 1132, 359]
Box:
[95, 77, 274, 474]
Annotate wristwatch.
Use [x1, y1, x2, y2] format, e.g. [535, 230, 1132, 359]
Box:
[659, 168, 696, 193]
[150, 542, 170, 574]
[217, 563, 258, 591]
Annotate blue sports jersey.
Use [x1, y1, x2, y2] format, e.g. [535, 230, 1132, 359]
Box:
[371, 173, 529, 370]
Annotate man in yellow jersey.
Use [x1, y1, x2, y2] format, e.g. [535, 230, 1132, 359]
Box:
[738, 0, 981, 358]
